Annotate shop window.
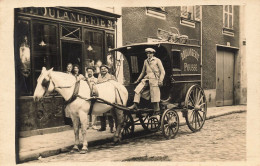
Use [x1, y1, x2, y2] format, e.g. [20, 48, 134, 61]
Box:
[223, 5, 234, 36]
[84, 29, 104, 73]
[146, 7, 167, 20]
[180, 6, 201, 28]
[61, 25, 81, 40]
[32, 22, 59, 90]
[106, 33, 115, 74]
[15, 19, 33, 95]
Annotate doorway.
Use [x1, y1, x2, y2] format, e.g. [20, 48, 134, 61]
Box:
[216, 49, 235, 106]
[61, 41, 83, 74]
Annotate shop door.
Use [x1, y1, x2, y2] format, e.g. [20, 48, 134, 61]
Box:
[216, 50, 234, 106]
[61, 41, 83, 73]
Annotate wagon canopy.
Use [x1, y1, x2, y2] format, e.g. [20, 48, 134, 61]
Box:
[110, 42, 173, 56]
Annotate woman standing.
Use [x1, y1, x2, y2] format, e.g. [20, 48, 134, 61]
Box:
[73, 64, 85, 80]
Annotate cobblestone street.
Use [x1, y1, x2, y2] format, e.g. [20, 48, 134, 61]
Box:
[28, 112, 246, 162]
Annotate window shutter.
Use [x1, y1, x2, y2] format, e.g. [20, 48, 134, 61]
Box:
[194, 5, 201, 21]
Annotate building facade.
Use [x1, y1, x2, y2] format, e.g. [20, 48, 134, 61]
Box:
[15, 7, 120, 133]
[120, 6, 246, 107]
[15, 5, 247, 134]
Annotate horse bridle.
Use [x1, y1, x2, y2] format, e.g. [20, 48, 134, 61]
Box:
[41, 74, 78, 97]
[41, 78, 50, 90]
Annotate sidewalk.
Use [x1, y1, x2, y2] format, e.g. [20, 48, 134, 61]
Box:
[18, 105, 246, 163]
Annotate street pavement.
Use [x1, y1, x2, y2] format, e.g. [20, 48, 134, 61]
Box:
[18, 105, 246, 163]
[27, 112, 246, 162]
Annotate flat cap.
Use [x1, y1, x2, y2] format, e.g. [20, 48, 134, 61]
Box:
[145, 48, 156, 53]
[100, 64, 110, 69]
[86, 66, 95, 71]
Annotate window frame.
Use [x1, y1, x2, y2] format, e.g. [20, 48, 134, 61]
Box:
[145, 7, 167, 20]
[60, 24, 82, 41]
[180, 6, 201, 28]
[222, 5, 234, 36]
[223, 5, 234, 30]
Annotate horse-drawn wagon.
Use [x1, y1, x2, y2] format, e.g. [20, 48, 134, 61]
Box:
[33, 39, 207, 153]
[110, 41, 207, 139]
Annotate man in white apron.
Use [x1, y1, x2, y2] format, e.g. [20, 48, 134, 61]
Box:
[128, 48, 165, 113]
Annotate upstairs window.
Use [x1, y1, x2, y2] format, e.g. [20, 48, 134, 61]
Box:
[223, 5, 234, 36]
[223, 5, 233, 29]
[180, 6, 201, 28]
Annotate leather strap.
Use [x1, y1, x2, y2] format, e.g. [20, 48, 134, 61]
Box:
[64, 80, 80, 105]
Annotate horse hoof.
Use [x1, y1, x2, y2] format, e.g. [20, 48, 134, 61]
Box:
[80, 149, 88, 154]
[70, 146, 79, 154]
[69, 149, 77, 154]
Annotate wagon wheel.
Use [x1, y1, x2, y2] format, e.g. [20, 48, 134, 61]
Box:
[122, 112, 134, 138]
[161, 109, 179, 139]
[184, 84, 207, 132]
[138, 113, 160, 132]
[147, 116, 160, 132]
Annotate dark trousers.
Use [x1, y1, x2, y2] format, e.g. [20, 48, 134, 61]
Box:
[99, 115, 114, 129]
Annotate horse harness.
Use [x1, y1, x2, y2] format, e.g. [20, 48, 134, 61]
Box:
[42, 76, 123, 115]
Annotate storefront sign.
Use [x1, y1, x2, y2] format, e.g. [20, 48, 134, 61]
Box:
[18, 7, 115, 29]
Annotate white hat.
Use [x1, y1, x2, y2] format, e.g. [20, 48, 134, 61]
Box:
[145, 48, 156, 53]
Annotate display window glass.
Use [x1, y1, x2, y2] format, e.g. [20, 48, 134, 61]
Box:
[83, 29, 104, 73]
[15, 19, 32, 95]
[32, 22, 59, 90]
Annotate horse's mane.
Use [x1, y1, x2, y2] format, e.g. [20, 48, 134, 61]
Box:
[51, 71, 77, 87]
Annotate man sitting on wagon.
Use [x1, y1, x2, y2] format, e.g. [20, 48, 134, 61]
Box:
[128, 48, 165, 113]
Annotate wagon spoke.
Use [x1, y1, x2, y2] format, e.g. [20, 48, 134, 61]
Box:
[189, 95, 195, 107]
[197, 92, 204, 105]
[196, 89, 201, 105]
[194, 112, 198, 129]
[165, 126, 169, 135]
[198, 103, 206, 108]
[196, 112, 201, 127]
[188, 103, 195, 109]
[198, 111, 204, 122]
[190, 110, 195, 127]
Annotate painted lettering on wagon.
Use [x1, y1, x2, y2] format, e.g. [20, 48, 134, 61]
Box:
[181, 48, 199, 61]
[18, 7, 115, 29]
[184, 63, 198, 72]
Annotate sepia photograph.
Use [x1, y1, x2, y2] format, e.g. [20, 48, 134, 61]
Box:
[0, 1, 260, 165]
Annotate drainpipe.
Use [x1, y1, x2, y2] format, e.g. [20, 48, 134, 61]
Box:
[200, 7, 203, 87]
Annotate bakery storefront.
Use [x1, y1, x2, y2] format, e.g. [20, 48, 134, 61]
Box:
[15, 7, 120, 135]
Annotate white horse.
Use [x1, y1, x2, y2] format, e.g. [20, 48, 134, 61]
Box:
[33, 67, 128, 154]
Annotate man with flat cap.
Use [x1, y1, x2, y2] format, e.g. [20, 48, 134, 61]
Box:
[97, 64, 117, 83]
[97, 64, 117, 132]
[128, 48, 165, 113]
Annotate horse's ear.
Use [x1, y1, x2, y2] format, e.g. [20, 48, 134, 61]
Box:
[42, 67, 46, 73]
[47, 67, 54, 76]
